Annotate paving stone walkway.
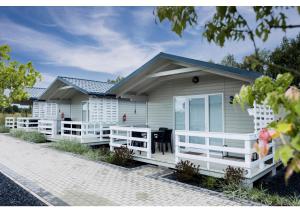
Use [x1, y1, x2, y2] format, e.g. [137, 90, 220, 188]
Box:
[0, 134, 246, 206]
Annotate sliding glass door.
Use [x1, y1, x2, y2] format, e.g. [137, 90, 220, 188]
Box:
[174, 94, 223, 144]
[189, 97, 206, 144]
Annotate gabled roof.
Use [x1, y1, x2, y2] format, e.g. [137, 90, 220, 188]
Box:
[25, 87, 46, 100]
[108, 52, 262, 94]
[57, 76, 114, 95]
[39, 76, 115, 100]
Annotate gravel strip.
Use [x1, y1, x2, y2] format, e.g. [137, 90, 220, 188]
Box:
[0, 172, 46, 206]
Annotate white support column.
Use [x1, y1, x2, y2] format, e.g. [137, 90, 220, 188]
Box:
[175, 134, 179, 164]
[109, 127, 114, 151]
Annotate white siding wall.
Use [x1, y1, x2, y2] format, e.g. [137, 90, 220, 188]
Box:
[118, 100, 147, 126]
[147, 75, 254, 133]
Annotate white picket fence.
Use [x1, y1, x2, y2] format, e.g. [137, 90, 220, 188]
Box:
[61, 121, 111, 144]
[38, 120, 58, 138]
[5, 117, 17, 129]
[16, 117, 39, 131]
[175, 130, 275, 178]
[109, 126, 152, 159]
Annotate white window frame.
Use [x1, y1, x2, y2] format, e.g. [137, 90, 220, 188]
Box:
[173, 93, 225, 134]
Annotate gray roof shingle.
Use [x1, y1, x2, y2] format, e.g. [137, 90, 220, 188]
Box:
[25, 87, 46, 99]
[57, 76, 114, 95]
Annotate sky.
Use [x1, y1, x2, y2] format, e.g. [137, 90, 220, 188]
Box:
[0, 6, 299, 88]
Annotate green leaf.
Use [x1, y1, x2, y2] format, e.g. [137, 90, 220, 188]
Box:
[294, 103, 300, 116]
[277, 146, 294, 166]
[291, 135, 300, 151]
[276, 123, 293, 134]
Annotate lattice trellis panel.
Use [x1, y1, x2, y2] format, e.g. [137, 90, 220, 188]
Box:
[89, 98, 118, 124]
[32, 102, 57, 119]
[248, 101, 275, 133]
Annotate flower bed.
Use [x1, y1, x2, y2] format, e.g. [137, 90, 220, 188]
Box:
[50, 140, 145, 168]
[164, 160, 300, 206]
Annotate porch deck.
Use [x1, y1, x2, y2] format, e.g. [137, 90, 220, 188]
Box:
[133, 150, 277, 180]
[110, 126, 278, 182]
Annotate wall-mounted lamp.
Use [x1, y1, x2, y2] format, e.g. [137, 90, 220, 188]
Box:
[192, 76, 199, 84]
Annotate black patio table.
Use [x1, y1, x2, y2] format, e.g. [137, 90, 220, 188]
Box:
[131, 129, 164, 154]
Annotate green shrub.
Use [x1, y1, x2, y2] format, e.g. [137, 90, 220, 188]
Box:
[174, 160, 201, 183]
[83, 148, 111, 161]
[109, 146, 134, 166]
[0, 125, 10, 133]
[20, 131, 47, 143]
[224, 166, 245, 186]
[9, 129, 47, 143]
[223, 184, 300, 206]
[51, 140, 91, 155]
[9, 129, 24, 138]
[202, 176, 220, 189]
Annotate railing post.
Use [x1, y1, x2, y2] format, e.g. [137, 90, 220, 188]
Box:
[147, 128, 151, 159]
[80, 123, 84, 143]
[175, 133, 179, 164]
[61, 122, 64, 137]
[109, 126, 114, 151]
[127, 129, 130, 147]
[99, 124, 103, 141]
[244, 139, 252, 178]
[205, 137, 210, 170]
[272, 139, 276, 165]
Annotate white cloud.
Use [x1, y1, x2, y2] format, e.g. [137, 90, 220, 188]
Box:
[0, 6, 299, 78]
[35, 72, 56, 88]
[0, 8, 162, 76]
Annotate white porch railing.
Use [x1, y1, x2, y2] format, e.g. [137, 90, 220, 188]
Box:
[175, 130, 276, 178]
[109, 126, 152, 159]
[5, 117, 17, 129]
[61, 121, 111, 144]
[38, 120, 58, 138]
[16, 117, 39, 131]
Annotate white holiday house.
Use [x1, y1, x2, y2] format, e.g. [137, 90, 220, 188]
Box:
[5, 87, 46, 129]
[107, 52, 278, 185]
[37, 76, 146, 144]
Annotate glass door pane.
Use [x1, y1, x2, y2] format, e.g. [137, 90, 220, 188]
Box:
[209, 94, 223, 145]
[175, 97, 186, 130]
[175, 97, 186, 142]
[189, 97, 205, 144]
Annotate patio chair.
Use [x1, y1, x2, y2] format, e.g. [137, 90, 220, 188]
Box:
[153, 128, 173, 155]
[152, 130, 166, 154]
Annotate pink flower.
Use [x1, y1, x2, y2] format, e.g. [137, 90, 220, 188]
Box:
[254, 140, 270, 158]
[285, 86, 300, 102]
[255, 128, 272, 158]
[259, 128, 272, 142]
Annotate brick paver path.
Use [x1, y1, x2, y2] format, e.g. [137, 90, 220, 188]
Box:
[0, 134, 244, 206]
